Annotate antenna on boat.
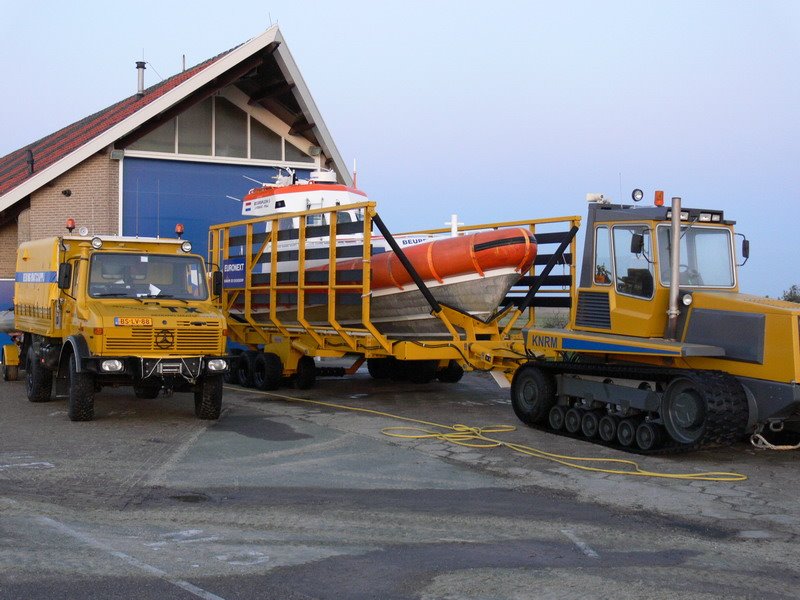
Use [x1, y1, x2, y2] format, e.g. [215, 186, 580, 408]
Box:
[243, 175, 268, 186]
[226, 195, 242, 202]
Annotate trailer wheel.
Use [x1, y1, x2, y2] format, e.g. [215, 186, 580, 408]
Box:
[194, 375, 222, 420]
[3, 364, 18, 381]
[253, 352, 282, 391]
[436, 361, 464, 383]
[295, 356, 316, 390]
[26, 347, 53, 403]
[406, 360, 438, 384]
[235, 352, 256, 388]
[511, 365, 557, 425]
[67, 353, 95, 422]
[367, 358, 392, 380]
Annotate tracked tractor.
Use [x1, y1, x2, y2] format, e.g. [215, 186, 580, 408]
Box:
[511, 191, 800, 452]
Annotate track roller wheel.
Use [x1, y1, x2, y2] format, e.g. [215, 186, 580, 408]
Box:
[635, 421, 663, 451]
[598, 415, 619, 443]
[564, 408, 582, 434]
[510, 365, 557, 425]
[581, 411, 600, 439]
[617, 418, 638, 447]
[548, 405, 566, 431]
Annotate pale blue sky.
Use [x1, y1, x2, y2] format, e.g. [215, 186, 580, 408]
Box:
[2, 1, 798, 296]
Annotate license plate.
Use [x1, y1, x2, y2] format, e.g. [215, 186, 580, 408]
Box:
[114, 317, 152, 326]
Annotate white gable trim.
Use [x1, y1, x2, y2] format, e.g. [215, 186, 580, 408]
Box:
[0, 25, 351, 212]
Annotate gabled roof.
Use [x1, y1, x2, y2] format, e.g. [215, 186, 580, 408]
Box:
[0, 26, 350, 214]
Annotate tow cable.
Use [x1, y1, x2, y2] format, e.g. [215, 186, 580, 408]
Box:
[750, 423, 800, 451]
[227, 386, 747, 483]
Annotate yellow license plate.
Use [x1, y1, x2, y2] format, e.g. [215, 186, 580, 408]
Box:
[114, 317, 153, 326]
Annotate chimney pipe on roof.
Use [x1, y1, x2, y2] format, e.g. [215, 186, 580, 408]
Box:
[136, 61, 146, 97]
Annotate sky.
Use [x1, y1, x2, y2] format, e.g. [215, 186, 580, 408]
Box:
[1, 0, 798, 296]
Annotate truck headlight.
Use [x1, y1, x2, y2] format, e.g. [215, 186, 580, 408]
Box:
[101, 359, 123, 372]
[681, 293, 693, 307]
[91, 237, 103, 249]
[207, 358, 227, 372]
[181, 241, 192, 253]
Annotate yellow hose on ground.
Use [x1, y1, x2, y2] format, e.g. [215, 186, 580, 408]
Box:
[227, 386, 748, 483]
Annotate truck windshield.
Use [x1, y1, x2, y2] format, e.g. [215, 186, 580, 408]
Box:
[656, 225, 735, 288]
[88, 253, 209, 300]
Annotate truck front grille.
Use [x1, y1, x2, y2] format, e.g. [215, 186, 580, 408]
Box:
[105, 321, 221, 354]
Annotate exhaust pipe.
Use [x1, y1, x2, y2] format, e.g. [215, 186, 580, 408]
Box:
[666, 196, 682, 340]
[136, 61, 146, 97]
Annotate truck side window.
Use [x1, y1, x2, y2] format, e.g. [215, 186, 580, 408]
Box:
[613, 225, 654, 299]
[594, 226, 612, 285]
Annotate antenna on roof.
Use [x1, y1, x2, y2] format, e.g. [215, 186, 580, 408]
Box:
[182, 54, 186, 72]
[243, 175, 268, 186]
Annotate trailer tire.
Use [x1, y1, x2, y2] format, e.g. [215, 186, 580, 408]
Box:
[194, 375, 222, 420]
[436, 361, 464, 383]
[367, 358, 392, 380]
[26, 347, 53, 403]
[294, 356, 316, 390]
[511, 365, 557, 425]
[407, 360, 438, 384]
[235, 352, 256, 388]
[3, 364, 18, 381]
[253, 353, 282, 391]
[67, 353, 95, 422]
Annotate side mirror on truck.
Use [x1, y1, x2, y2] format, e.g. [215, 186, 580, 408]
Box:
[57, 263, 72, 290]
[212, 271, 223, 297]
[630, 233, 644, 255]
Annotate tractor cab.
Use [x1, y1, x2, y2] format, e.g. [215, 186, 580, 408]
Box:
[573, 192, 743, 339]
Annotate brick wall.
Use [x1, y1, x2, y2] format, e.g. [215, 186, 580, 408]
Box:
[26, 151, 119, 242]
[0, 221, 18, 277]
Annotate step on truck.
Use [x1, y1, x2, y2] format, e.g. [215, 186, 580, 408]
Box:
[8, 222, 230, 421]
[511, 191, 800, 452]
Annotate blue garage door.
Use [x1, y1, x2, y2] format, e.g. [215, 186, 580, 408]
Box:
[122, 158, 311, 259]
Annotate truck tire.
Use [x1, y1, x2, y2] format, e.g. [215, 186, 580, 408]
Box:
[26, 347, 53, 403]
[3, 364, 19, 381]
[194, 375, 223, 420]
[510, 365, 557, 425]
[253, 352, 282, 391]
[294, 356, 316, 390]
[67, 353, 95, 421]
[406, 360, 438, 384]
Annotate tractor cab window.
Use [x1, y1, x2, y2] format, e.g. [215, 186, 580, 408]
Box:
[656, 225, 735, 288]
[594, 226, 612, 285]
[613, 225, 654, 299]
[88, 253, 208, 300]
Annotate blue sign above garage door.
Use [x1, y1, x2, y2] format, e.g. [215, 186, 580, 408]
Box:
[122, 158, 311, 259]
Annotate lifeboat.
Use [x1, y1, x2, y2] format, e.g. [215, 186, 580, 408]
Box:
[229, 170, 538, 336]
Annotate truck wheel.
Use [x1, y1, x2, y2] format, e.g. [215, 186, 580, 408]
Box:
[194, 375, 223, 420]
[26, 347, 53, 403]
[294, 356, 316, 390]
[3, 364, 18, 381]
[133, 383, 160, 399]
[436, 361, 464, 383]
[67, 353, 95, 422]
[510, 365, 556, 425]
[253, 352, 282, 391]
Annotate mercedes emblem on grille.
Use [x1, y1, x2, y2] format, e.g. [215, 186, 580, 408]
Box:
[154, 329, 175, 349]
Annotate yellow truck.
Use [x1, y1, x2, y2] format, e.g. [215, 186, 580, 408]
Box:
[9, 229, 229, 421]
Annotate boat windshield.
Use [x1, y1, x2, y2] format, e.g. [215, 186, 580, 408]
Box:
[88, 253, 209, 300]
[656, 224, 735, 288]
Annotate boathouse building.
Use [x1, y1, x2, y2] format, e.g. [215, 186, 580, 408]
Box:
[0, 26, 350, 319]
